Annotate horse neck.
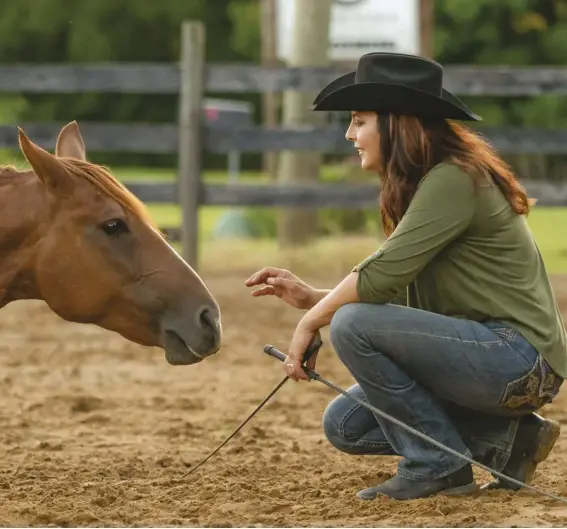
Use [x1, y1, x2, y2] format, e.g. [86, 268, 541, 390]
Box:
[0, 172, 47, 306]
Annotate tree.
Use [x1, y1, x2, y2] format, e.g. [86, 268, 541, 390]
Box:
[435, 0, 567, 181]
[0, 0, 261, 166]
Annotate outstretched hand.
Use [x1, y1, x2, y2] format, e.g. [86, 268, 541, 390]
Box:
[245, 267, 321, 310]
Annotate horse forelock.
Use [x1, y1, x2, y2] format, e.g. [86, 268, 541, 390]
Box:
[57, 158, 159, 230]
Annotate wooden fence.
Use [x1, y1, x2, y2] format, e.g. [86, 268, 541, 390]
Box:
[2, 20, 567, 267]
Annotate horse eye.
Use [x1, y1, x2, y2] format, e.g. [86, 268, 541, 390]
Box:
[100, 218, 129, 237]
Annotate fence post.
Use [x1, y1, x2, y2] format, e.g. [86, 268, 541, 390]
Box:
[177, 20, 205, 269]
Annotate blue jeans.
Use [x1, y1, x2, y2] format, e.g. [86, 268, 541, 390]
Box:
[323, 303, 563, 481]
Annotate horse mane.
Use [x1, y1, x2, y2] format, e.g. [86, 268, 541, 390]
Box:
[0, 164, 24, 176]
[1, 158, 159, 230]
[56, 158, 158, 229]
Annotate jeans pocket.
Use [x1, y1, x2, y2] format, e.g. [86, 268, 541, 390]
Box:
[500, 355, 563, 413]
[540, 356, 564, 401]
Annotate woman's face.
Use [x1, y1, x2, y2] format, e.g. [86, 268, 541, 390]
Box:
[345, 111, 380, 171]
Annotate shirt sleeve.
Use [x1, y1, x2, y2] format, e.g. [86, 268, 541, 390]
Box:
[353, 164, 476, 304]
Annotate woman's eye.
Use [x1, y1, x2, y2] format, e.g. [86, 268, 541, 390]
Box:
[100, 218, 130, 237]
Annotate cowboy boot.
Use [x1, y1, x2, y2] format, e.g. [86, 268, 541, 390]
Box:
[481, 413, 560, 491]
[357, 464, 477, 501]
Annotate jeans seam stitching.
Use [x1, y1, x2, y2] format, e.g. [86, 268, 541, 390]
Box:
[357, 348, 415, 390]
[338, 402, 366, 441]
[356, 439, 391, 448]
[362, 329, 506, 347]
[491, 327, 518, 343]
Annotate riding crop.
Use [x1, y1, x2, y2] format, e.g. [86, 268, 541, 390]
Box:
[179, 336, 323, 479]
[181, 339, 567, 504]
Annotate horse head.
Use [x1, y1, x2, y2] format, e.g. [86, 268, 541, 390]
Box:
[12, 121, 221, 365]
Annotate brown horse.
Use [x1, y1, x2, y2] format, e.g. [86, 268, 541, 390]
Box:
[0, 121, 221, 365]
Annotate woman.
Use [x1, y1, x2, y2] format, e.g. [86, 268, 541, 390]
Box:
[245, 53, 566, 501]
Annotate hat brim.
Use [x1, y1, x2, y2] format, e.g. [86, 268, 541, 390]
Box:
[312, 72, 482, 122]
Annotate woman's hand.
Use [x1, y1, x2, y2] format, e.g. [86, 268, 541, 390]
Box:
[245, 267, 327, 310]
[280, 272, 361, 381]
[284, 322, 321, 382]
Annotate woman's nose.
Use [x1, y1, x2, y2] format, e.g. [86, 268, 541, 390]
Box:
[345, 123, 355, 142]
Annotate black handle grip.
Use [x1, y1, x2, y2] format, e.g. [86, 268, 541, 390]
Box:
[303, 334, 322, 363]
[263, 335, 322, 365]
[263, 344, 287, 362]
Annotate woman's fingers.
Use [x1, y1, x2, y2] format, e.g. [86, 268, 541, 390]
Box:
[266, 277, 295, 289]
[292, 362, 309, 381]
[284, 357, 307, 381]
[250, 285, 276, 297]
[245, 267, 288, 286]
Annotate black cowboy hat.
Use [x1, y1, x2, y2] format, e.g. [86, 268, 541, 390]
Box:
[312, 52, 481, 122]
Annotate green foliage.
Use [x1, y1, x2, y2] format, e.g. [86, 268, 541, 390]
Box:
[0, 0, 261, 166]
[2, 0, 567, 173]
[227, 0, 261, 61]
[434, 0, 567, 178]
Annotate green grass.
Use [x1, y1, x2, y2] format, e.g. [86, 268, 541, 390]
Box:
[112, 164, 351, 184]
[149, 203, 227, 241]
[113, 167, 269, 183]
[115, 164, 566, 274]
[143, 200, 567, 274]
[524, 207, 567, 274]
[112, 164, 361, 244]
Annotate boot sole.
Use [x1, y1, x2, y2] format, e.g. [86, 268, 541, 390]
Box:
[443, 482, 479, 496]
[357, 481, 478, 501]
[482, 418, 560, 491]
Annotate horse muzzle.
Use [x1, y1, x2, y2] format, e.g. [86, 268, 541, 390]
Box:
[161, 305, 222, 365]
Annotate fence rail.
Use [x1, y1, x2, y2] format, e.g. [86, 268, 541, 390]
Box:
[3, 64, 567, 95]
[3, 123, 567, 155]
[122, 180, 567, 208]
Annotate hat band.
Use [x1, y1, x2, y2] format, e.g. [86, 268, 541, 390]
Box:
[354, 73, 443, 97]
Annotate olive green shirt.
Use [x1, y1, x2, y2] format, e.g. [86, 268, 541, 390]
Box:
[353, 162, 567, 378]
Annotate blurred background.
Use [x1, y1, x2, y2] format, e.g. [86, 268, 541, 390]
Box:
[0, 0, 566, 276]
[2, 5, 567, 525]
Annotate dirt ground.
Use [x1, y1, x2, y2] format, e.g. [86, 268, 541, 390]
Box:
[1, 270, 567, 528]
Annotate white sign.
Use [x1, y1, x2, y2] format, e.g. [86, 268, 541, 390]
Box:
[276, 0, 420, 62]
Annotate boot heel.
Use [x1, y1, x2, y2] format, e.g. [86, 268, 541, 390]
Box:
[534, 420, 560, 463]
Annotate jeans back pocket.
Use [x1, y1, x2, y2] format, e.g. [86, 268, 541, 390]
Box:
[500, 355, 563, 413]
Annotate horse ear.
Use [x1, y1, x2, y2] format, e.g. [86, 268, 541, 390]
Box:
[18, 128, 74, 194]
[55, 121, 87, 161]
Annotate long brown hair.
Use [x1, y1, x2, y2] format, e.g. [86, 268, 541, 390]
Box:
[377, 115, 533, 236]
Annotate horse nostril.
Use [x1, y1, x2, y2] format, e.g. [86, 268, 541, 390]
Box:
[195, 306, 221, 353]
[198, 307, 219, 334]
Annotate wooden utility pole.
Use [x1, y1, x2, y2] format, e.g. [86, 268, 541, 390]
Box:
[419, 0, 435, 58]
[261, 0, 278, 180]
[277, 0, 333, 248]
